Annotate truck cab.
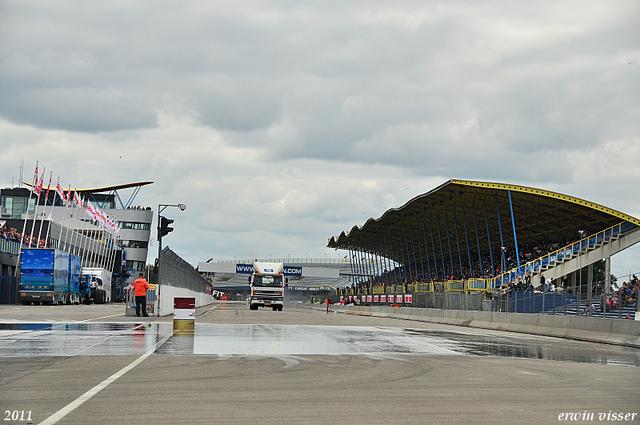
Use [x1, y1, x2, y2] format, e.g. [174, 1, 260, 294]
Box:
[249, 262, 287, 311]
[80, 268, 111, 304]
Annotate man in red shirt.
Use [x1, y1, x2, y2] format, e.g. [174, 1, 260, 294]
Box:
[133, 273, 150, 317]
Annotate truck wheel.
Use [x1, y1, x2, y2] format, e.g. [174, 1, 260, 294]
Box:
[278, 306, 283, 311]
[272, 306, 278, 311]
[95, 290, 103, 304]
[250, 304, 258, 310]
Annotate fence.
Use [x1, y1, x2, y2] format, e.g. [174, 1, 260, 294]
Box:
[337, 278, 638, 319]
[413, 291, 485, 310]
[490, 279, 638, 319]
[159, 247, 210, 293]
[0, 238, 20, 255]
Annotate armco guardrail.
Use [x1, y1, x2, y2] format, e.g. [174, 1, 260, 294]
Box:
[324, 304, 640, 348]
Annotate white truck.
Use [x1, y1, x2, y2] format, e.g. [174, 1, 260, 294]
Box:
[248, 262, 287, 311]
[80, 268, 112, 304]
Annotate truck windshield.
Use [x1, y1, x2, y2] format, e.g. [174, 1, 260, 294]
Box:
[253, 275, 283, 287]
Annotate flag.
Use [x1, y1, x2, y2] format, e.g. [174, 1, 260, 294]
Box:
[44, 172, 52, 202]
[31, 164, 39, 193]
[35, 168, 45, 195]
[73, 191, 81, 209]
[56, 179, 64, 199]
[85, 201, 97, 221]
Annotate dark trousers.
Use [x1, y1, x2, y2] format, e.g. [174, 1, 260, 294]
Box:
[135, 295, 148, 317]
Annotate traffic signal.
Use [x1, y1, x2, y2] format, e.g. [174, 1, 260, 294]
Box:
[159, 216, 174, 237]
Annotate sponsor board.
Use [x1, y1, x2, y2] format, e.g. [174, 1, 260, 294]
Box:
[236, 264, 254, 274]
[283, 266, 302, 276]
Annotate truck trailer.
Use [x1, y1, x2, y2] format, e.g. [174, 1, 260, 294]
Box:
[20, 248, 82, 305]
[80, 268, 112, 304]
[248, 262, 287, 311]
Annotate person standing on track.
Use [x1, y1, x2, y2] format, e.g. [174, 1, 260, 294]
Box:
[133, 273, 150, 317]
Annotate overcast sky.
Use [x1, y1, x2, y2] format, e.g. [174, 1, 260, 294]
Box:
[1, 1, 638, 279]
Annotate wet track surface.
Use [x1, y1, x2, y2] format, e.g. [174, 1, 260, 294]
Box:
[1, 321, 639, 366]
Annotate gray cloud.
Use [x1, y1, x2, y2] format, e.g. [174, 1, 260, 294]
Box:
[0, 0, 638, 275]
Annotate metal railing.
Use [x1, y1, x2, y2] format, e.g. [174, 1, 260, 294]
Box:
[492, 222, 630, 289]
[125, 286, 156, 316]
[489, 279, 638, 319]
[0, 237, 20, 255]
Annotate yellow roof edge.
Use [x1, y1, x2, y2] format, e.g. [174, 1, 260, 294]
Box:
[452, 179, 640, 227]
[23, 181, 154, 193]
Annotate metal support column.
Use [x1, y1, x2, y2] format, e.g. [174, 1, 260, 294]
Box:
[404, 228, 413, 282]
[422, 221, 432, 281]
[452, 210, 464, 278]
[495, 195, 506, 274]
[507, 190, 521, 273]
[483, 198, 495, 276]
[410, 227, 420, 281]
[444, 214, 454, 279]
[415, 225, 425, 282]
[436, 216, 446, 278]
[472, 203, 483, 277]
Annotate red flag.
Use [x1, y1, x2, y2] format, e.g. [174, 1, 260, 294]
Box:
[35, 168, 45, 195]
[44, 172, 52, 202]
[73, 191, 80, 209]
[56, 178, 64, 199]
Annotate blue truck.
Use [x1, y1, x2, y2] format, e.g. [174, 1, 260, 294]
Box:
[20, 248, 82, 305]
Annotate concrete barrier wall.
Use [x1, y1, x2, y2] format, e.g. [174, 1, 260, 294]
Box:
[157, 285, 214, 317]
[330, 304, 640, 348]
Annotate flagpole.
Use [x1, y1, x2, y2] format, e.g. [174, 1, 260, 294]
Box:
[88, 203, 99, 267]
[70, 191, 81, 256]
[88, 204, 98, 267]
[36, 171, 52, 248]
[78, 196, 92, 267]
[62, 185, 72, 251]
[29, 166, 45, 247]
[15, 161, 38, 277]
[45, 177, 61, 249]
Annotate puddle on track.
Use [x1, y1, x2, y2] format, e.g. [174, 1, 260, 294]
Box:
[0, 322, 638, 367]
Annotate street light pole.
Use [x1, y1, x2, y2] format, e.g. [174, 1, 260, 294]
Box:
[156, 203, 186, 316]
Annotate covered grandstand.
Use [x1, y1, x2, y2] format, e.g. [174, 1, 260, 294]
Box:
[327, 179, 640, 317]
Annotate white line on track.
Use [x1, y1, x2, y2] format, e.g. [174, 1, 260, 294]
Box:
[38, 332, 172, 425]
[78, 313, 126, 322]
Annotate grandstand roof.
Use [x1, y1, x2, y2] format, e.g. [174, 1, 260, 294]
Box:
[327, 179, 640, 258]
[24, 181, 153, 193]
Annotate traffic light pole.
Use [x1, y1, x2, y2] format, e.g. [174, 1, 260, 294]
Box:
[156, 203, 186, 316]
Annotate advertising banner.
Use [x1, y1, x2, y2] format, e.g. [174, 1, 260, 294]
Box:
[283, 266, 303, 276]
[381, 295, 386, 303]
[373, 295, 379, 303]
[405, 294, 413, 304]
[236, 264, 253, 274]
[367, 295, 372, 303]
